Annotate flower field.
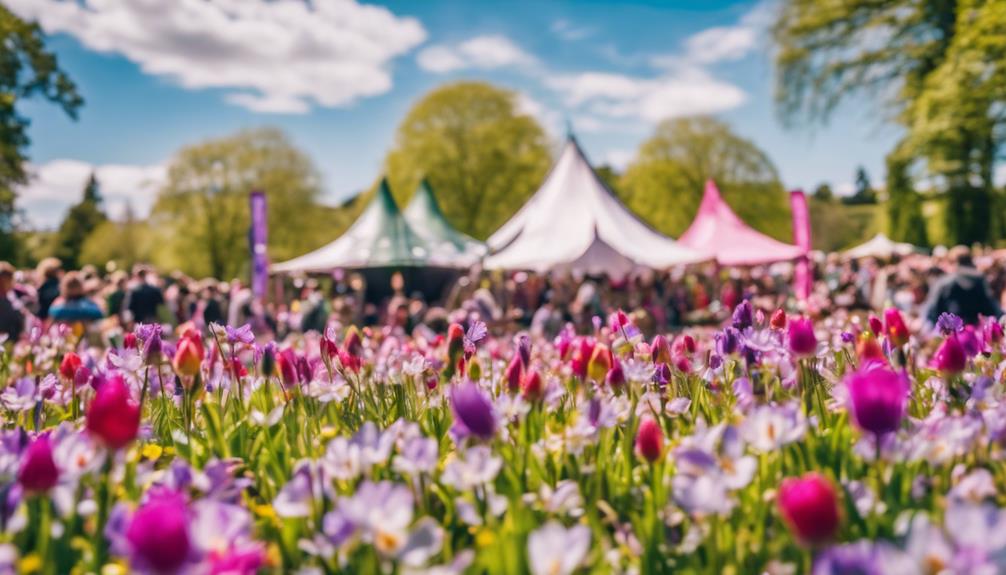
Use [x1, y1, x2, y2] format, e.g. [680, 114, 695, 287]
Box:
[4, 304, 1006, 574]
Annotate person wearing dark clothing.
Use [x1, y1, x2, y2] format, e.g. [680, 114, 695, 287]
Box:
[127, 269, 165, 324]
[0, 263, 23, 341]
[924, 247, 1002, 326]
[35, 257, 62, 320]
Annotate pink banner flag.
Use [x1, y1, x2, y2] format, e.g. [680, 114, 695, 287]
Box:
[789, 190, 812, 300]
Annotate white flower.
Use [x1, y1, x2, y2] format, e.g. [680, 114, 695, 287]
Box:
[527, 521, 591, 575]
[441, 446, 502, 491]
[740, 403, 807, 453]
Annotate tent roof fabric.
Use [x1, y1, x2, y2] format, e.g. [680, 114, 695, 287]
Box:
[485, 136, 704, 274]
[678, 180, 806, 266]
[844, 233, 916, 260]
[272, 179, 443, 273]
[403, 180, 487, 267]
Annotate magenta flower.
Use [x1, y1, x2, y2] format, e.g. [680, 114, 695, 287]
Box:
[17, 435, 59, 493]
[126, 489, 191, 573]
[777, 472, 841, 545]
[845, 366, 908, 437]
[932, 335, 967, 375]
[787, 317, 818, 357]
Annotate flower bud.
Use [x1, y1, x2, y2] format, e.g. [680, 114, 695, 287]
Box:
[777, 473, 841, 545]
[86, 376, 140, 449]
[635, 417, 663, 462]
[787, 317, 818, 357]
[18, 435, 59, 493]
[59, 352, 82, 380]
[504, 355, 523, 393]
[521, 370, 543, 401]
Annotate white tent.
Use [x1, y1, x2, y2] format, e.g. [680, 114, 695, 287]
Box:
[485, 135, 704, 275]
[844, 233, 917, 260]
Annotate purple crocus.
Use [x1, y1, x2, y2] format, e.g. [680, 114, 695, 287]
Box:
[225, 324, 255, 346]
[845, 365, 908, 437]
[450, 382, 497, 440]
[937, 313, 964, 335]
[732, 300, 753, 330]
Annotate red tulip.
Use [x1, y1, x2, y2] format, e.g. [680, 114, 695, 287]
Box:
[651, 335, 672, 365]
[867, 315, 883, 337]
[59, 352, 82, 380]
[521, 370, 543, 400]
[570, 337, 594, 378]
[883, 308, 910, 347]
[123, 332, 138, 350]
[86, 376, 140, 449]
[770, 309, 787, 330]
[504, 355, 523, 393]
[777, 472, 841, 545]
[276, 349, 300, 387]
[172, 332, 204, 378]
[18, 435, 59, 493]
[855, 333, 885, 364]
[635, 417, 664, 462]
[587, 343, 611, 382]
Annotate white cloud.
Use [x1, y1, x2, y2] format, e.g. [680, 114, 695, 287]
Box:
[19, 159, 167, 229]
[547, 67, 746, 123]
[603, 149, 635, 171]
[551, 19, 593, 41]
[417, 34, 536, 73]
[684, 26, 757, 64]
[515, 92, 562, 136]
[834, 182, 856, 197]
[6, 0, 427, 114]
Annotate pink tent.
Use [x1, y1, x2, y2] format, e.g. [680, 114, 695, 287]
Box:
[679, 180, 806, 266]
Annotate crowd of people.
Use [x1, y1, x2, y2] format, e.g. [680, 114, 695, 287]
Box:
[0, 244, 1002, 345]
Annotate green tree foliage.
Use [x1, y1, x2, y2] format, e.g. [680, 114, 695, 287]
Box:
[619, 116, 793, 240]
[885, 152, 929, 247]
[773, 0, 1003, 244]
[843, 166, 877, 205]
[151, 128, 328, 279]
[79, 202, 157, 271]
[812, 183, 834, 202]
[54, 173, 107, 268]
[384, 82, 552, 240]
[594, 165, 621, 194]
[0, 6, 83, 261]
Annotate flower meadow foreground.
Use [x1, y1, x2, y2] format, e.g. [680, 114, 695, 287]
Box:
[3, 305, 1006, 574]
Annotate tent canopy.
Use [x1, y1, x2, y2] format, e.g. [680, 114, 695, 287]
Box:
[403, 180, 487, 267]
[272, 179, 437, 273]
[844, 233, 917, 260]
[678, 180, 806, 266]
[485, 135, 704, 275]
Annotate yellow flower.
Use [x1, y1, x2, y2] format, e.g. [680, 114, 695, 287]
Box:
[475, 529, 495, 548]
[252, 503, 277, 519]
[19, 554, 42, 574]
[141, 444, 163, 461]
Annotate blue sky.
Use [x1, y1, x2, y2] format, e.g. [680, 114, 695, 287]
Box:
[11, 0, 899, 228]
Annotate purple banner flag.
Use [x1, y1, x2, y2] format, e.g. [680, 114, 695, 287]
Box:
[249, 191, 268, 299]
[789, 189, 812, 300]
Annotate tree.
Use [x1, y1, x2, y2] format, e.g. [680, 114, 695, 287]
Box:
[384, 82, 551, 240]
[843, 166, 877, 205]
[773, 0, 1003, 244]
[54, 172, 106, 268]
[80, 202, 156, 271]
[151, 128, 328, 279]
[619, 116, 793, 239]
[594, 165, 621, 194]
[0, 6, 83, 261]
[885, 152, 929, 247]
[812, 183, 834, 202]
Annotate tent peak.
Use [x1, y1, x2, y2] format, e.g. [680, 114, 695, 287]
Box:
[375, 177, 401, 215]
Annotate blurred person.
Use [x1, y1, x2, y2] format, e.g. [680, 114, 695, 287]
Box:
[923, 246, 1001, 325]
[35, 257, 62, 320]
[105, 271, 129, 323]
[49, 272, 103, 323]
[127, 266, 166, 325]
[0, 262, 24, 341]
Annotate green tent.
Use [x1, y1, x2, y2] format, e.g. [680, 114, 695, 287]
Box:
[403, 180, 487, 267]
[272, 178, 434, 272]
